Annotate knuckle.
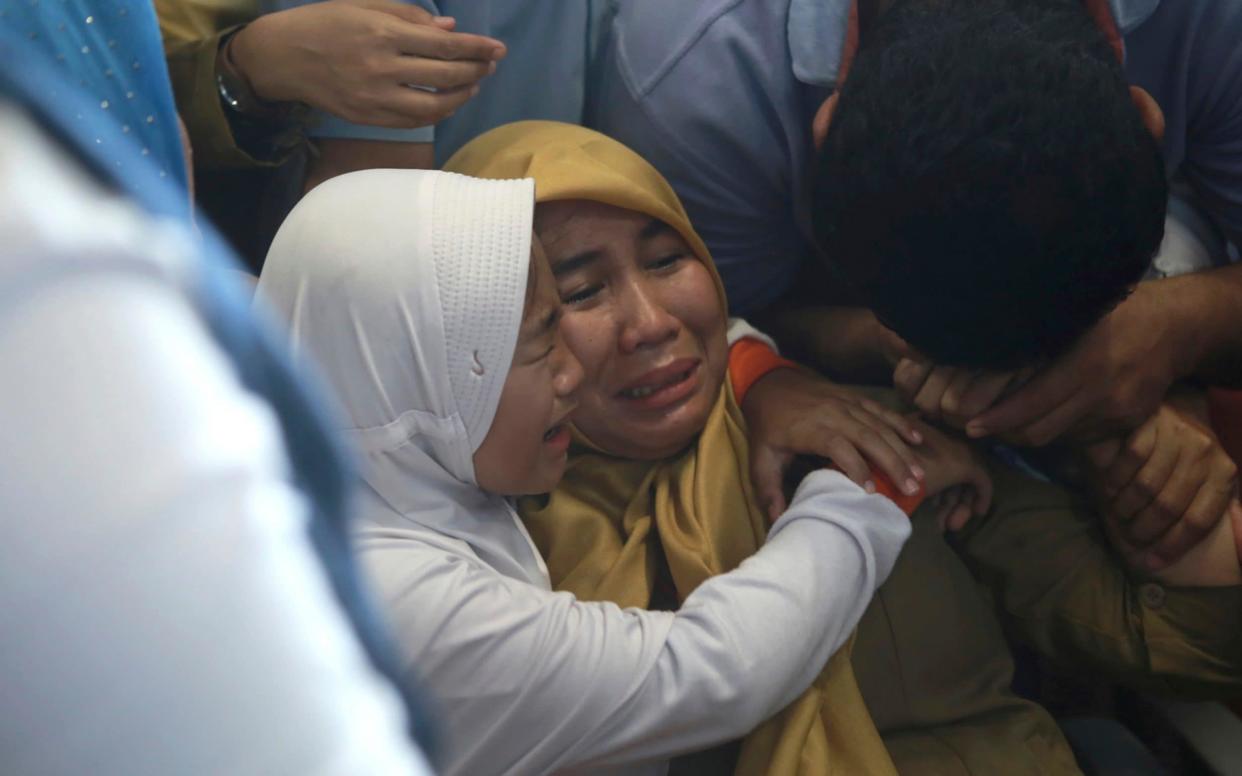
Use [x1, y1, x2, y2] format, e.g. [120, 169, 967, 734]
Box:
[1133, 473, 1160, 500]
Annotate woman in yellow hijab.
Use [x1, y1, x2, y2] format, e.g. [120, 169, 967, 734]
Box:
[446, 120, 917, 775]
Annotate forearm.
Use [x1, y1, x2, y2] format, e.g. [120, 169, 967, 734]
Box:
[304, 138, 435, 192]
[581, 470, 912, 768]
[1161, 264, 1242, 387]
[757, 305, 896, 383]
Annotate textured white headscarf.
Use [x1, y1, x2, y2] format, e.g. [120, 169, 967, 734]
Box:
[257, 169, 548, 586]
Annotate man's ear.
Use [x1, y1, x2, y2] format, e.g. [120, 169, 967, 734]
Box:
[812, 93, 839, 152]
[1130, 85, 1165, 144]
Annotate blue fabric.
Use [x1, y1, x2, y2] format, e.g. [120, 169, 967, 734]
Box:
[590, 0, 1241, 315]
[0, 28, 438, 760]
[259, 0, 594, 165]
[1, 0, 188, 217]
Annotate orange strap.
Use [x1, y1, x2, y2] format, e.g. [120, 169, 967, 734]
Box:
[872, 471, 925, 516]
[728, 338, 927, 516]
[728, 337, 798, 406]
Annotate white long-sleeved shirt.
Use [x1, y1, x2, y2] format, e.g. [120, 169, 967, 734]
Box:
[0, 104, 430, 775]
[360, 469, 911, 775]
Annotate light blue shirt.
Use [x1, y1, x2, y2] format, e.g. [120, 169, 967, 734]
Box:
[589, 0, 1242, 314]
[260, 0, 597, 165]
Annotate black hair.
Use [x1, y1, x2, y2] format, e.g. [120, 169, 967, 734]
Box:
[813, 0, 1167, 368]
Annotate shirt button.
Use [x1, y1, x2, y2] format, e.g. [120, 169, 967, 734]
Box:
[1139, 583, 1166, 610]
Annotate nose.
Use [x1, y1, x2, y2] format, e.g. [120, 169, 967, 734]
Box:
[553, 332, 584, 402]
[617, 277, 679, 354]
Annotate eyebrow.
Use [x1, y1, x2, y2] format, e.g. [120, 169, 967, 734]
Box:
[638, 218, 673, 242]
[551, 218, 673, 276]
[551, 249, 602, 278]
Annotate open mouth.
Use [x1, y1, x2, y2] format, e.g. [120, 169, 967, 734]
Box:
[620, 367, 694, 399]
[617, 359, 701, 409]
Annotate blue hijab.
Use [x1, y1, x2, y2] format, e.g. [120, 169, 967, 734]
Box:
[2, 0, 189, 216]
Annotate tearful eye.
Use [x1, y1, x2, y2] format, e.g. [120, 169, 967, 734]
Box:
[562, 284, 601, 305]
[647, 253, 684, 271]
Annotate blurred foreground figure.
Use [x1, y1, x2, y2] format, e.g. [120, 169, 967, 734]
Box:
[0, 30, 433, 776]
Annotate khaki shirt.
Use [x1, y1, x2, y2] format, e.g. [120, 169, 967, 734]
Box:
[853, 460, 1241, 775]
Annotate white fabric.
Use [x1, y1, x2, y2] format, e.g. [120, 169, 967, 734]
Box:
[0, 105, 429, 775]
[258, 168, 912, 776]
[726, 316, 779, 351]
[258, 168, 549, 586]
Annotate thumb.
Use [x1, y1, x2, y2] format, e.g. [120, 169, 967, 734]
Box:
[750, 447, 791, 523]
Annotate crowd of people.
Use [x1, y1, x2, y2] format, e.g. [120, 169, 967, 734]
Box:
[3, 1, 1241, 774]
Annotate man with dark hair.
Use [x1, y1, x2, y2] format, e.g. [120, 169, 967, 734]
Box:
[813, 0, 1168, 370]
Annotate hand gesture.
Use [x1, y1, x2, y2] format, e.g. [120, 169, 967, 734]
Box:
[231, 1, 506, 128]
[741, 368, 924, 520]
[908, 418, 993, 531]
[963, 282, 1181, 446]
[1082, 403, 1238, 569]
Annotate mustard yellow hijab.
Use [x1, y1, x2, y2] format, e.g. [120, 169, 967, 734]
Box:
[445, 121, 895, 776]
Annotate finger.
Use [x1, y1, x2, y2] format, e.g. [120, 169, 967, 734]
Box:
[1123, 448, 1201, 546]
[939, 368, 980, 425]
[933, 489, 958, 531]
[893, 358, 933, 404]
[967, 365, 1081, 439]
[846, 408, 921, 489]
[378, 83, 479, 126]
[1142, 472, 1236, 566]
[971, 466, 994, 516]
[860, 398, 924, 445]
[997, 389, 1093, 447]
[824, 437, 874, 492]
[1102, 421, 1157, 496]
[366, 2, 437, 24]
[394, 56, 495, 90]
[390, 24, 506, 61]
[1113, 434, 1179, 522]
[953, 370, 1017, 422]
[749, 445, 793, 523]
[912, 366, 955, 420]
[947, 497, 975, 532]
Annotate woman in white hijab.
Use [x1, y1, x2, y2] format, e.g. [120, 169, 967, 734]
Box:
[257, 168, 912, 776]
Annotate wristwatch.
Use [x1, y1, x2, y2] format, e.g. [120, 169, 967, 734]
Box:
[215, 27, 305, 158]
[216, 28, 292, 123]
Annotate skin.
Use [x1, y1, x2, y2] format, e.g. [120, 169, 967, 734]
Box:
[537, 200, 990, 524]
[230, 1, 503, 128]
[473, 240, 583, 496]
[535, 200, 728, 461]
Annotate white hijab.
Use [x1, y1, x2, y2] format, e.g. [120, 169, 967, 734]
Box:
[256, 169, 549, 587]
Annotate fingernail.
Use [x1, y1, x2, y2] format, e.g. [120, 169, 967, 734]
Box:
[911, 465, 925, 480]
[864, 480, 876, 494]
[965, 422, 987, 438]
[433, 15, 453, 23]
[910, 430, 924, 443]
[469, 84, 480, 97]
[904, 478, 920, 495]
